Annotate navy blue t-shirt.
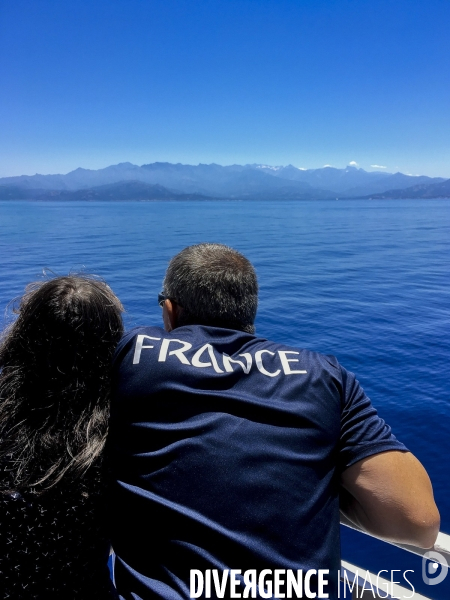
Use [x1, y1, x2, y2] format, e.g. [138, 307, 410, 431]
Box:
[110, 325, 407, 600]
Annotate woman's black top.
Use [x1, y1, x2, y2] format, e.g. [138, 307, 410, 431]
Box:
[0, 458, 118, 600]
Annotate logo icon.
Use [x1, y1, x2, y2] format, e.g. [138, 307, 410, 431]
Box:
[422, 551, 448, 586]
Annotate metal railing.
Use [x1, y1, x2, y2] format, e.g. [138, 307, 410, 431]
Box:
[340, 516, 450, 599]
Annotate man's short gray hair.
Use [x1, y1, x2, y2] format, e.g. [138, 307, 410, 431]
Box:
[163, 243, 258, 334]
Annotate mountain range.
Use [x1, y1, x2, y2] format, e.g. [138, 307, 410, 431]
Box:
[0, 162, 448, 201]
[359, 178, 450, 199]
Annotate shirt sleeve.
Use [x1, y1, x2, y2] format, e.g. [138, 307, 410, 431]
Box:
[338, 366, 408, 472]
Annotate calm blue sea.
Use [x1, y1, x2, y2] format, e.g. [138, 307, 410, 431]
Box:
[1, 199, 449, 598]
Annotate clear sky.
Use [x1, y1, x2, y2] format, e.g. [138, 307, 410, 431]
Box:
[1, 0, 449, 178]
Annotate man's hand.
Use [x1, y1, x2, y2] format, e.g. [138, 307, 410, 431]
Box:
[340, 451, 440, 549]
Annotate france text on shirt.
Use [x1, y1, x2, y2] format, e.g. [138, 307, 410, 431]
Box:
[132, 335, 308, 378]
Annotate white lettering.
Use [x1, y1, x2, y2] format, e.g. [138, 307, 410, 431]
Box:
[390, 570, 401, 599]
[192, 344, 224, 373]
[304, 569, 316, 598]
[287, 570, 303, 598]
[190, 570, 203, 598]
[278, 351, 307, 375]
[318, 570, 329, 598]
[341, 569, 358, 598]
[188, 569, 330, 599]
[259, 570, 273, 598]
[274, 570, 285, 598]
[132, 335, 161, 364]
[230, 570, 242, 598]
[375, 570, 389, 599]
[255, 350, 281, 378]
[158, 338, 192, 364]
[361, 571, 375, 597]
[243, 570, 257, 598]
[402, 571, 415, 599]
[212, 570, 229, 598]
[205, 569, 211, 598]
[222, 353, 252, 374]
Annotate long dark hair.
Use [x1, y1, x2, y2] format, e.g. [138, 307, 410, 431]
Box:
[0, 275, 124, 494]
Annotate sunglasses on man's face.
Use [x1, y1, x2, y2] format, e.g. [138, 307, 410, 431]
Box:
[158, 292, 169, 307]
[158, 292, 182, 308]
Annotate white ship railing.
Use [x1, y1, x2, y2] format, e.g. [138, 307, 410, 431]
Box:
[340, 516, 450, 599]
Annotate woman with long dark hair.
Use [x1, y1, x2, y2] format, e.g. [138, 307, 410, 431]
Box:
[0, 275, 124, 599]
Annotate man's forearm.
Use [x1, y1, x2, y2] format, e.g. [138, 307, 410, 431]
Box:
[340, 486, 439, 548]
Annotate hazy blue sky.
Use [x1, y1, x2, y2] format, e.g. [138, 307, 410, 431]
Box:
[1, 0, 449, 177]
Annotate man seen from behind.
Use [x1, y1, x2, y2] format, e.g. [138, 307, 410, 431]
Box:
[110, 243, 439, 600]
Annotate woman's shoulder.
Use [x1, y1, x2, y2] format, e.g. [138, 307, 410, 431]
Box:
[0, 459, 116, 598]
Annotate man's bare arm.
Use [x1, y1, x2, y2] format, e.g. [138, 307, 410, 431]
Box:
[340, 451, 440, 548]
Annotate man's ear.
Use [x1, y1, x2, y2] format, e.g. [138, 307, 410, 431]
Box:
[163, 299, 180, 332]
